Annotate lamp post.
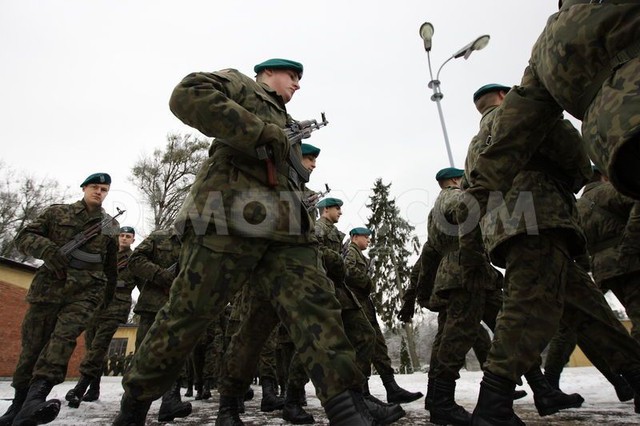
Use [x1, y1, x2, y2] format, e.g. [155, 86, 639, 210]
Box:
[419, 22, 490, 167]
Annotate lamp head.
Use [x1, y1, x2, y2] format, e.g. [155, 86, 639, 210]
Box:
[452, 34, 490, 60]
[419, 22, 434, 52]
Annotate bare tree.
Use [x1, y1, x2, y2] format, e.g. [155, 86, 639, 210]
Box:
[130, 133, 209, 231]
[0, 162, 69, 261]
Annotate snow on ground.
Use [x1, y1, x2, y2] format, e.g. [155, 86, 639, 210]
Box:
[1, 367, 638, 425]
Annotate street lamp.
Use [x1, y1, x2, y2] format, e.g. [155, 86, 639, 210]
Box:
[419, 22, 490, 167]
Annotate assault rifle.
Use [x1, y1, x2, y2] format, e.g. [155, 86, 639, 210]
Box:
[60, 207, 126, 257]
[305, 183, 331, 212]
[257, 113, 329, 187]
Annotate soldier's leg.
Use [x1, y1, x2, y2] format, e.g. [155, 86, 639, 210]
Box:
[11, 304, 59, 390]
[609, 271, 640, 343]
[475, 234, 569, 425]
[425, 310, 446, 410]
[134, 313, 156, 352]
[484, 234, 569, 382]
[472, 325, 492, 367]
[260, 243, 365, 404]
[341, 308, 376, 380]
[561, 263, 640, 388]
[258, 326, 285, 412]
[191, 340, 206, 399]
[122, 236, 264, 402]
[543, 324, 577, 389]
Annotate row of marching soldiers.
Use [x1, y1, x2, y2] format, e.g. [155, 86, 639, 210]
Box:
[398, 81, 640, 425]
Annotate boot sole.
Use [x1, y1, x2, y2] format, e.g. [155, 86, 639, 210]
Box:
[282, 414, 315, 425]
[388, 392, 423, 404]
[158, 406, 193, 422]
[376, 409, 406, 425]
[537, 399, 584, 417]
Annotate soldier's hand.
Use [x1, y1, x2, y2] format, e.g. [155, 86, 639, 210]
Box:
[155, 269, 175, 288]
[459, 248, 487, 293]
[258, 123, 290, 164]
[42, 245, 69, 277]
[397, 300, 415, 323]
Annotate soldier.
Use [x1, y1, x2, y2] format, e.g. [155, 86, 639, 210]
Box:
[114, 58, 375, 426]
[127, 229, 192, 423]
[465, 83, 640, 425]
[344, 227, 423, 405]
[0, 173, 118, 426]
[65, 226, 138, 408]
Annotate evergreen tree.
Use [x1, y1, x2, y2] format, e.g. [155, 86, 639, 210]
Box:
[366, 178, 421, 370]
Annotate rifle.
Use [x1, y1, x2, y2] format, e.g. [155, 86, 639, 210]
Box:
[60, 207, 126, 257]
[304, 183, 331, 212]
[257, 113, 329, 187]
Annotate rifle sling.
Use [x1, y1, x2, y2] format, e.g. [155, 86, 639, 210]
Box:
[70, 248, 103, 264]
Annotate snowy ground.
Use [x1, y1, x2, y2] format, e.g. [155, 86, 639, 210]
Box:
[1, 367, 638, 425]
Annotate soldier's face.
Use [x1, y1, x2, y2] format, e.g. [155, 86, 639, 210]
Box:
[301, 155, 317, 172]
[263, 69, 300, 103]
[119, 232, 135, 250]
[323, 205, 342, 224]
[353, 235, 370, 250]
[82, 183, 110, 208]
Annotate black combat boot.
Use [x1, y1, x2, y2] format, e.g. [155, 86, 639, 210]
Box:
[65, 374, 93, 408]
[471, 371, 524, 426]
[158, 381, 192, 422]
[260, 377, 285, 412]
[184, 380, 194, 398]
[620, 368, 640, 412]
[428, 379, 471, 426]
[525, 368, 583, 416]
[611, 374, 634, 402]
[544, 369, 561, 390]
[201, 379, 212, 400]
[635, 394, 640, 414]
[361, 380, 405, 424]
[380, 373, 423, 404]
[323, 389, 376, 426]
[513, 389, 528, 400]
[82, 376, 101, 402]
[424, 377, 434, 410]
[215, 395, 244, 426]
[11, 379, 61, 426]
[0, 387, 28, 426]
[282, 386, 315, 424]
[112, 393, 152, 426]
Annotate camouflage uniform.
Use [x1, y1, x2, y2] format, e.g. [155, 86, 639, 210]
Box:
[12, 200, 118, 389]
[315, 217, 375, 380]
[80, 247, 137, 379]
[426, 186, 502, 382]
[122, 68, 363, 406]
[128, 229, 181, 350]
[463, 2, 640, 204]
[466, 104, 640, 386]
[577, 181, 640, 341]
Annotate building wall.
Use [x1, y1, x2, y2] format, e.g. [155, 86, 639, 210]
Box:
[0, 261, 86, 379]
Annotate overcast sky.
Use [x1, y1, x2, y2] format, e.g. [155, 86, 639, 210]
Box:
[1, 0, 560, 243]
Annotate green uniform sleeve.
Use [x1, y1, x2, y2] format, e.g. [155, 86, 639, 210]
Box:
[14, 206, 58, 259]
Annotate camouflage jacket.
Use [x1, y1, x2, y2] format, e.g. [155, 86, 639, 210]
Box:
[114, 247, 137, 304]
[465, 105, 588, 267]
[169, 68, 313, 246]
[577, 181, 640, 284]
[428, 187, 497, 297]
[129, 229, 181, 314]
[14, 199, 118, 304]
[344, 241, 373, 305]
[314, 217, 360, 310]
[463, 3, 640, 207]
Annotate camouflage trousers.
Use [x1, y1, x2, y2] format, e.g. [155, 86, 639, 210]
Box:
[362, 300, 394, 378]
[219, 285, 372, 397]
[123, 235, 363, 404]
[429, 288, 501, 381]
[13, 292, 101, 389]
[487, 233, 640, 382]
[602, 271, 640, 343]
[191, 319, 216, 384]
[258, 326, 279, 381]
[80, 296, 131, 378]
[135, 312, 157, 352]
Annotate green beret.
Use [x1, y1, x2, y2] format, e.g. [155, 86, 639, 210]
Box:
[316, 197, 343, 209]
[301, 143, 321, 157]
[473, 84, 511, 103]
[435, 167, 464, 181]
[80, 172, 111, 187]
[254, 58, 303, 78]
[350, 227, 371, 236]
[120, 226, 135, 235]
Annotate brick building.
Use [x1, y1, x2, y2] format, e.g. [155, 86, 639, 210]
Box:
[0, 257, 137, 379]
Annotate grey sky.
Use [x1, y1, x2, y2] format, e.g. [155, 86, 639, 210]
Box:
[1, 0, 559, 241]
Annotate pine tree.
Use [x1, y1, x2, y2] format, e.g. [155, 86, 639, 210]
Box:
[366, 178, 421, 371]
